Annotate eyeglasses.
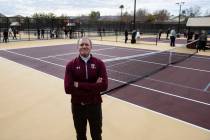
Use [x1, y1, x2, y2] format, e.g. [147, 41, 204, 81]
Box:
[80, 43, 90, 46]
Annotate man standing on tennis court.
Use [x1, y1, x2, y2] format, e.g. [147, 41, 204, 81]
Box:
[64, 37, 108, 140]
[170, 27, 176, 47]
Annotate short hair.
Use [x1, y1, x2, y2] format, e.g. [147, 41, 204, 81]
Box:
[77, 37, 92, 48]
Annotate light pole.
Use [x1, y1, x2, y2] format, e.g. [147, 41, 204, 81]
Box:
[176, 2, 185, 36]
[131, 0, 137, 44]
[119, 5, 124, 32]
[133, 0, 136, 30]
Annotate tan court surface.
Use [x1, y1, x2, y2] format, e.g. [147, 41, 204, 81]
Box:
[0, 39, 210, 140]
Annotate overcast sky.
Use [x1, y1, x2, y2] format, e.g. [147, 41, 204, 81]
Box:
[0, 0, 209, 17]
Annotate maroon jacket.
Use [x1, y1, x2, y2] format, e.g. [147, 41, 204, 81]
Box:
[64, 55, 108, 104]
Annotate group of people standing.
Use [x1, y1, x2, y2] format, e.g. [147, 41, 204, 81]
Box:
[2, 27, 18, 43]
[168, 28, 208, 51]
[123, 28, 208, 52]
[36, 28, 79, 39]
[187, 30, 208, 51]
[125, 29, 141, 44]
[160, 27, 176, 47]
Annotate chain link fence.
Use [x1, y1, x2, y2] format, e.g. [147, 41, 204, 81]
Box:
[1, 17, 189, 43]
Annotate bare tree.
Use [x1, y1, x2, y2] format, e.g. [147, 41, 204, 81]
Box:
[146, 14, 156, 23]
[89, 11, 100, 21]
[136, 8, 149, 21]
[122, 11, 132, 23]
[183, 6, 201, 17]
[153, 9, 170, 21]
[204, 10, 210, 17]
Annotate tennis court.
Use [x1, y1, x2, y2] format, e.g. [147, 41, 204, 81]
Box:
[0, 38, 210, 139]
[0, 39, 210, 140]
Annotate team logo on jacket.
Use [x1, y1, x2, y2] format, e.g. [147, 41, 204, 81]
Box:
[91, 64, 96, 69]
[76, 66, 80, 70]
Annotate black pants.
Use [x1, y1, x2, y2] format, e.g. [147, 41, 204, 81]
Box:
[166, 33, 169, 39]
[170, 36, 175, 46]
[125, 36, 128, 43]
[72, 103, 102, 140]
[3, 37, 8, 43]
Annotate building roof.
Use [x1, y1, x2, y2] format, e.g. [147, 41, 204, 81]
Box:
[168, 15, 186, 22]
[186, 17, 210, 27]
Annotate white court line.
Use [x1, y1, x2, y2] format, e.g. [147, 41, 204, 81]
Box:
[172, 65, 210, 73]
[50, 53, 114, 63]
[47, 57, 69, 62]
[52, 53, 115, 62]
[54, 51, 210, 92]
[38, 51, 210, 93]
[204, 82, 210, 92]
[0, 42, 74, 51]
[39, 47, 116, 59]
[192, 55, 210, 60]
[109, 78, 210, 106]
[1, 57, 209, 132]
[105, 95, 210, 132]
[106, 68, 209, 93]
[39, 52, 78, 59]
[4, 50, 65, 68]
[1, 42, 209, 61]
[147, 78, 210, 93]
[94, 52, 210, 73]
[2, 49, 210, 107]
[0, 43, 111, 51]
[93, 52, 167, 68]
[39, 45, 150, 60]
[93, 52, 118, 58]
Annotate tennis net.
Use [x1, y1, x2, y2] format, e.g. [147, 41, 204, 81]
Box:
[101, 40, 198, 95]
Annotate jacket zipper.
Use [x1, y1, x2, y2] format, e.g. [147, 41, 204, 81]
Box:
[85, 63, 88, 79]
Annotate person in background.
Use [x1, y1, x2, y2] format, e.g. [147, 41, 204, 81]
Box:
[3, 29, 8, 43]
[37, 28, 40, 39]
[41, 29, 45, 39]
[158, 29, 162, 40]
[102, 28, 105, 36]
[198, 30, 207, 52]
[135, 30, 140, 40]
[13, 28, 17, 40]
[166, 28, 170, 40]
[187, 31, 194, 42]
[125, 29, 128, 43]
[194, 31, 199, 40]
[170, 28, 176, 47]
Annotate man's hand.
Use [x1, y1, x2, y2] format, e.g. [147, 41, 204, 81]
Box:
[74, 81, 78, 88]
[96, 77, 102, 83]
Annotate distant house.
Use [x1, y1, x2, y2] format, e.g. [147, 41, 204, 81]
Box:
[186, 17, 210, 35]
[12, 15, 24, 18]
[9, 15, 24, 22]
[186, 17, 210, 27]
